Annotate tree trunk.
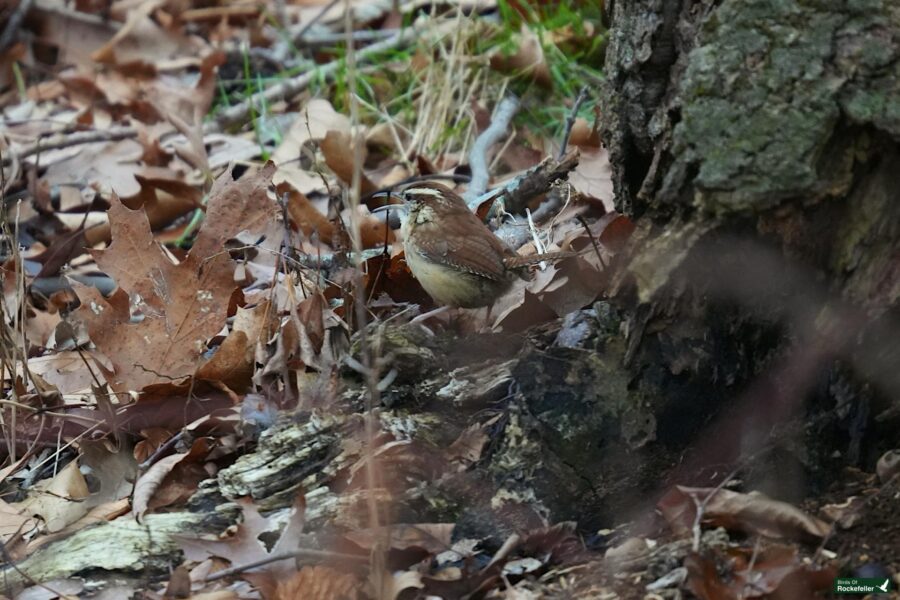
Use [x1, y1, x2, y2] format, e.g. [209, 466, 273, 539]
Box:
[599, 0, 900, 504]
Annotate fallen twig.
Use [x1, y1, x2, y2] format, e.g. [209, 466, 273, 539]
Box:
[3, 20, 439, 167]
[558, 86, 590, 160]
[203, 548, 368, 582]
[0, 0, 34, 52]
[487, 150, 581, 249]
[298, 29, 401, 46]
[291, 0, 341, 43]
[463, 95, 520, 208]
[1, 126, 138, 167]
[210, 22, 431, 132]
[484, 149, 580, 216]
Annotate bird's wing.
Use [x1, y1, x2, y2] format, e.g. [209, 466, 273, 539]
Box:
[409, 211, 511, 281]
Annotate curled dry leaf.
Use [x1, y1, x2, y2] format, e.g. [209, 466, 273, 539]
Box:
[280, 181, 392, 249]
[658, 486, 831, 543]
[272, 99, 350, 164]
[567, 117, 601, 148]
[132, 437, 215, 521]
[195, 330, 253, 392]
[321, 130, 378, 197]
[296, 293, 327, 354]
[876, 449, 900, 483]
[162, 565, 192, 598]
[280, 181, 334, 243]
[134, 427, 175, 463]
[820, 496, 866, 529]
[132, 452, 185, 521]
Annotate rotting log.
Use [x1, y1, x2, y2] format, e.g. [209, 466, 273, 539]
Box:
[0, 509, 238, 591]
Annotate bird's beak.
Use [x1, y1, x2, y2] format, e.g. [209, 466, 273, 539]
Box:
[369, 190, 408, 229]
[369, 189, 405, 203]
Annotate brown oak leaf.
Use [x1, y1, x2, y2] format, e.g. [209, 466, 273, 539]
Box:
[75, 164, 277, 391]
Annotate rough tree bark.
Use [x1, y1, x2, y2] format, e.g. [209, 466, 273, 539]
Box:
[600, 0, 900, 499]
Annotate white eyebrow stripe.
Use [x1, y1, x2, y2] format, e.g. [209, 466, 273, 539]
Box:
[403, 187, 443, 197]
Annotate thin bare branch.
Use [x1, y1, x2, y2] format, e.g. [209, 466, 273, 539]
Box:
[463, 95, 520, 208]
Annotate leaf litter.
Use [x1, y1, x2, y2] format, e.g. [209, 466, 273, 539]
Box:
[0, 0, 871, 598]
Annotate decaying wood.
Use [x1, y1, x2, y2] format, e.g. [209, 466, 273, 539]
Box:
[0, 510, 238, 591]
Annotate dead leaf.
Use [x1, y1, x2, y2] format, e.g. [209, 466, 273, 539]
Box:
[345, 523, 454, 555]
[43, 138, 145, 197]
[132, 437, 214, 520]
[162, 564, 192, 598]
[445, 418, 499, 470]
[321, 130, 378, 196]
[196, 330, 253, 392]
[568, 146, 613, 212]
[280, 181, 334, 243]
[79, 440, 138, 509]
[296, 293, 327, 354]
[658, 486, 831, 543]
[132, 453, 184, 521]
[75, 164, 278, 391]
[493, 289, 558, 333]
[273, 99, 350, 164]
[178, 494, 307, 577]
[567, 117, 601, 148]
[13, 460, 90, 533]
[0, 499, 37, 546]
[71, 0, 202, 67]
[532, 258, 604, 317]
[134, 428, 175, 463]
[272, 99, 349, 195]
[876, 449, 900, 483]
[23, 352, 97, 395]
[489, 26, 552, 88]
[76, 173, 202, 247]
[271, 566, 362, 600]
[16, 578, 84, 599]
[23, 498, 131, 557]
[364, 252, 431, 307]
[685, 545, 837, 600]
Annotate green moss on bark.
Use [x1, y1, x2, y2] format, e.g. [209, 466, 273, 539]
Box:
[662, 0, 900, 214]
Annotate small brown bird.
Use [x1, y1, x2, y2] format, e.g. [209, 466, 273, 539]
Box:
[395, 183, 573, 308]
